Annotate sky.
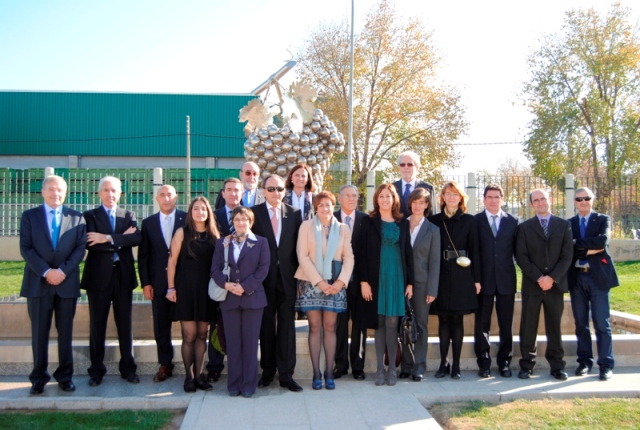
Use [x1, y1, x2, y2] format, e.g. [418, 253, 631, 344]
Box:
[1, 0, 638, 175]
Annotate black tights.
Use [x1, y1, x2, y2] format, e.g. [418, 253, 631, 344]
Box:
[438, 314, 464, 372]
[181, 320, 209, 380]
[307, 310, 338, 380]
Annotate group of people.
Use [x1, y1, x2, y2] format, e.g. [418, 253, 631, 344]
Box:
[19, 151, 619, 398]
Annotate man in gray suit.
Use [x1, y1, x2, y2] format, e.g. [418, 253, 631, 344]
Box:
[20, 175, 86, 394]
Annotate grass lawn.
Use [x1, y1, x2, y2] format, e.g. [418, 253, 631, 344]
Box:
[0, 410, 176, 430]
[429, 398, 640, 429]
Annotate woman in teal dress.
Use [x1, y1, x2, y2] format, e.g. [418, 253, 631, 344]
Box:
[356, 184, 413, 386]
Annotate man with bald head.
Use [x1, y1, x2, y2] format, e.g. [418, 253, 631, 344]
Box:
[214, 161, 265, 209]
[138, 185, 186, 382]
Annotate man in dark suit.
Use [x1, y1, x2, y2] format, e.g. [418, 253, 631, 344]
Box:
[393, 150, 435, 217]
[81, 176, 142, 386]
[569, 187, 619, 381]
[474, 184, 519, 378]
[214, 161, 265, 209]
[251, 174, 303, 392]
[333, 184, 368, 380]
[138, 184, 186, 382]
[20, 175, 86, 395]
[515, 188, 573, 380]
[206, 177, 243, 383]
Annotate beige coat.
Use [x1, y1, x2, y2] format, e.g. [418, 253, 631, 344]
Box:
[294, 219, 354, 287]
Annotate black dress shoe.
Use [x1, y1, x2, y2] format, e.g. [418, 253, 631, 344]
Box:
[280, 379, 303, 392]
[412, 374, 423, 382]
[88, 376, 102, 387]
[30, 382, 45, 395]
[184, 379, 196, 393]
[122, 373, 140, 384]
[58, 381, 76, 392]
[499, 367, 512, 378]
[550, 370, 568, 381]
[206, 370, 220, 383]
[257, 375, 273, 388]
[332, 368, 348, 379]
[575, 363, 590, 376]
[599, 367, 613, 381]
[195, 374, 213, 391]
[518, 369, 532, 379]
[478, 369, 491, 378]
[352, 370, 365, 380]
[434, 363, 450, 379]
[398, 372, 411, 379]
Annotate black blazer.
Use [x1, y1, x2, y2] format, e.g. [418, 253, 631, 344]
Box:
[81, 206, 142, 291]
[393, 179, 435, 217]
[20, 205, 86, 298]
[213, 207, 233, 237]
[138, 210, 187, 295]
[334, 210, 365, 287]
[568, 212, 619, 290]
[475, 211, 519, 296]
[356, 215, 414, 329]
[515, 215, 573, 295]
[250, 202, 302, 297]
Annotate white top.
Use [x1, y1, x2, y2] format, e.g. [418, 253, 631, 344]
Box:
[410, 216, 425, 247]
[484, 209, 504, 231]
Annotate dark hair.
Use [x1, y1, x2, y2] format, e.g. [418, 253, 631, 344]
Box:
[312, 190, 336, 210]
[407, 188, 431, 217]
[370, 183, 403, 221]
[262, 174, 285, 189]
[284, 164, 316, 192]
[230, 206, 255, 228]
[183, 196, 219, 258]
[438, 181, 468, 213]
[483, 183, 504, 198]
[223, 177, 243, 190]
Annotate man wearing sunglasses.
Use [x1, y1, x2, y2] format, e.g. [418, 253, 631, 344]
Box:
[393, 151, 435, 217]
[568, 187, 619, 381]
[251, 174, 303, 392]
[214, 161, 265, 209]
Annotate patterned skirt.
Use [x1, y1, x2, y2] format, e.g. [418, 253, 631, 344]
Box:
[295, 280, 347, 313]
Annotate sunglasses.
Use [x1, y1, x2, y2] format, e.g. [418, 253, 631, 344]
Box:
[244, 171, 258, 176]
[399, 163, 414, 167]
[266, 186, 284, 193]
[575, 196, 592, 202]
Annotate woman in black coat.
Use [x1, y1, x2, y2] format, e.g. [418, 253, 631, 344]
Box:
[429, 181, 481, 379]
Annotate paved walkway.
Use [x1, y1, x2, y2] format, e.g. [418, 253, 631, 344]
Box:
[2, 367, 640, 429]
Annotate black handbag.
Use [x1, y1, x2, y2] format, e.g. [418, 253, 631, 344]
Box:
[399, 299, 418, 345]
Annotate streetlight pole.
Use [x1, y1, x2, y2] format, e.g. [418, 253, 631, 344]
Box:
[347, 0, 355, 185]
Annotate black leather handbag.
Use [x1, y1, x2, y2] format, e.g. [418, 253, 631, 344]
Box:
[399, 299, 418, 345]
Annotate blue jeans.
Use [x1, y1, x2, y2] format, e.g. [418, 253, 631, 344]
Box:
[569, 271, 614, 369]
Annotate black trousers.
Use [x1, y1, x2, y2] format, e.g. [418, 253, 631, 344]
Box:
[259, 271, 297, 383]
[335, 282, 367, 373]
[151, 292, 174, 368]
[206, 303, 225, 373]
[87, 264, 137, 378]
[474, 292, 515, 370]
[27, 288, 77, 384]
[519, 292, 565, 372]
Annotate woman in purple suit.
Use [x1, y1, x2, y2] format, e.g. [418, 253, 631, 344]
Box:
[210, 206, 270, 398]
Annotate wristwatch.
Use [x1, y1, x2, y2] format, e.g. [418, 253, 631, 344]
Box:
[105, 234, 112, 243]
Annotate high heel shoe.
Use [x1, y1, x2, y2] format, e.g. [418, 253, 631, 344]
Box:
[312, 379, 323, 390]
[451, 365, 461, 380]
[434, 363, 451, 379]
[184, 378, 196, 393]
[195, 374, 213, 391]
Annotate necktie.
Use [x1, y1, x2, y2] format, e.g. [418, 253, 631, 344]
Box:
[490, 215, 498, 237]
[109, 210, 116, 233]
[270, 207, 279, 237]
[163, 215, 172, 248]
[579, 217, 587, 265]
[403, 183, 411, 205]
[243, 190, 250, 207]
[50, 209, 59, 250]
[541, 218, 549, 238]
[229, 210, 235, 234]
[345, 215, 352, 231]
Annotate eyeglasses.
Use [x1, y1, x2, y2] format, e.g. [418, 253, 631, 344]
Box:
[266, 186, 284, 193]
[243, 171, 258, 176]
[399, 163, 414, 167]
[575, 196, 592, 202]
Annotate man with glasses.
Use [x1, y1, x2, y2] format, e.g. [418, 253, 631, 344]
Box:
[251, 175, 303, 392]
[393, 151, 434, 217]
[214, 162, 265, 209]
[515, 189, 573, 381]
[569, 187, 619, 381]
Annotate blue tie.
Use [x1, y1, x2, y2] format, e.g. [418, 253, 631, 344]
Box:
[50, 209, 59, 250]
[109, 210, 116, 233]
[541, 218, 549, 237]
[579, 217, 587, 265]
[403, 184, 411, 205]
[229, 210, 235, 234]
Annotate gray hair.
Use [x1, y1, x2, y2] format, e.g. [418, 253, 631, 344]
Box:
[396, 151, 421, 169]
[42, 175, 67, 191]
[98, 176, 122, 192]
[575, 187, 596, 199]
[338, 184, 359, 196]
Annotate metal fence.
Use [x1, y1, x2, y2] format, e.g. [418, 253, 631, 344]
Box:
[1, 168, 639, 237]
